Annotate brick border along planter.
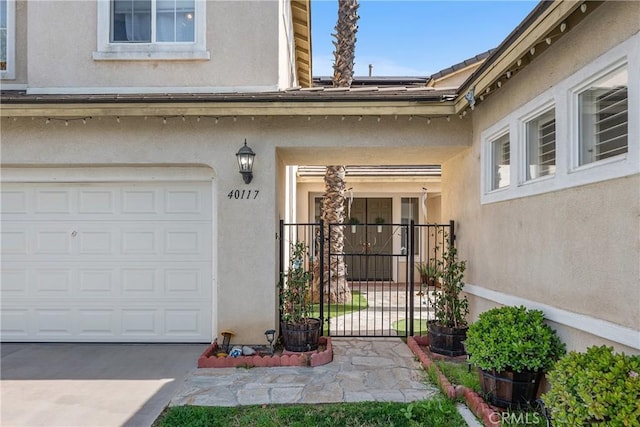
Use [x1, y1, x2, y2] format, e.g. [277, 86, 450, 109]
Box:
[408, 336, 502, 427]
[198, 336, 332, 368]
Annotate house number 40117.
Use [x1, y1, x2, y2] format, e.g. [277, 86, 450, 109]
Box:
[227, 189, 259, 200]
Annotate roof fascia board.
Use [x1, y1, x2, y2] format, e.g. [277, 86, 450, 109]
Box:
[291, 0, 312, 88]
[0, 101, 456, 118]
[454, 0, 588, 112]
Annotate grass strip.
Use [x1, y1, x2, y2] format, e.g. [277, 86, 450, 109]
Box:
[154, 398, 467, 427]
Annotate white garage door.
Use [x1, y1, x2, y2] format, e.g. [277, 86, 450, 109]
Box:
[1, 180, 213, 342]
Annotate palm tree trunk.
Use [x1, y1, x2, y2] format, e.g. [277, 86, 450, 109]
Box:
[323, 166, 351, 303]
[311, 1, 359, 305]
[332, 0, 359, 87]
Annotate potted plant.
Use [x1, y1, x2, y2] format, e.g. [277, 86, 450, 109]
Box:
[542, 345, 640, 425]
[279, 241, 321, 352]
[427, 244, 469, 356]
[348, 217, 360, 233]
[464, 305, 566, 408]
[416, 259, 439, 288]
[374, 216, 385, 233]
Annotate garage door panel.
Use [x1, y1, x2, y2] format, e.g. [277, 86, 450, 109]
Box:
[2, 223, 211, 261]
[1, 181, 213, 342]
[35, 190, 72, 214]
[35, 269, 73, 294]
[1, 230, 28, 254]
[2, 304, 211, 342]
[0, 269, 28, 294]
[1, 183, 212, 220]
[78, 189, 116, 214]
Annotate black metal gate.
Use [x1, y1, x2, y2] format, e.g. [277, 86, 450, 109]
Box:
[279, 220, 454, 338]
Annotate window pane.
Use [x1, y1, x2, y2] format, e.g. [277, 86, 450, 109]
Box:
[579, 66, 628, 165]
[526, 109, 556, 180]
[491, 133, 510, 190]
[112, 0, 151, 42]
[1, 0, 7, 70]
[401, 198, 419, 255]
[157, 0, 194, 42]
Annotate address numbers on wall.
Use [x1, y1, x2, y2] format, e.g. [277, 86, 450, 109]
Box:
[227, 189, 259, 200]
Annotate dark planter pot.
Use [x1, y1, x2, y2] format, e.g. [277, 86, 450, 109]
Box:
[427, 323, 468, 357]
[478, 368, 543, 409]
[281, 318, 321, 352]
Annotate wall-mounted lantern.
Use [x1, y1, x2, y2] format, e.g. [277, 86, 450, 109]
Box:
[236, 139, 255, 184]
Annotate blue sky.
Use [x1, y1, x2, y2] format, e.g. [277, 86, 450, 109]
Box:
[311, 0, 539, 77]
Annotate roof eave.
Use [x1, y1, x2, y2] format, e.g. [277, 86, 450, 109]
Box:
[291, 0, 312, 88]
[0, 99, 457, 118]
[455, 0, 603, 113]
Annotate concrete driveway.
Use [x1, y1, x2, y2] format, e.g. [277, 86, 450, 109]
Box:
[1, 343, 205, 427]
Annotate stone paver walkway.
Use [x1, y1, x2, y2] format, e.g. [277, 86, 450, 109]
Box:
[170, 337, 439, 407]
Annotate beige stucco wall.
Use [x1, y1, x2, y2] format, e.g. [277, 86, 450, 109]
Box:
[24, 1, 281, 91]
[1, 115, 469, 343]
[443, 1, 640, 353]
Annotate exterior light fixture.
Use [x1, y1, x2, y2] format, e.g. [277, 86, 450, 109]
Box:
[264, 329, 276, 355]
[236, 139, 256, 184]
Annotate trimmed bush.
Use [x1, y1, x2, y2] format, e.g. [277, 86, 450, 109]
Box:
[464, 305, 565, 373]
[542, 345, 640, 426]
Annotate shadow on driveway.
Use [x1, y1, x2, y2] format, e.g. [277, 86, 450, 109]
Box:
[1, 343, 205, 427]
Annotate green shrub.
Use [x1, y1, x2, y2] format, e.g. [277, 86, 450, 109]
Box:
[464, 305, 565, 373]
[542, 345, 640, 426]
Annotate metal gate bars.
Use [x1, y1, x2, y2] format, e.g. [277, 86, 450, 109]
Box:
[279, 220, 454, 338]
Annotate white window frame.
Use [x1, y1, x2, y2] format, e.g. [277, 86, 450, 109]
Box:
[482, 127, 511, 196]
[571, 62, 628, 170]
[520, 103, 556, 184]
[93, 0, 209, 61]
[0, 0, 15, 79]
[481, 34, 639, 205]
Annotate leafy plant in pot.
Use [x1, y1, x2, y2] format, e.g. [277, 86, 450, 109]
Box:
[417, 259, 439, 289]
[279, 241, 321, 352]
[464, 305, 566, 409]
[427, 244, 469, 357]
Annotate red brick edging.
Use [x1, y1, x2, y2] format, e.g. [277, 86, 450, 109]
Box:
[198, 336, 333, 368]
[407, 336, 501, 427]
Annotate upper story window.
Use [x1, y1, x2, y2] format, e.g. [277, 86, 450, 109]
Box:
[0, 0, 15, 79]
[577, 65, 628, 166]
[525, 108, 556, 181]
[490, 132, 510, 191]
[94, 0, 209, 61]
[111, 0, 194, 43]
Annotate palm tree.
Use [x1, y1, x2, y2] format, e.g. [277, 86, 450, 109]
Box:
[332, 0, 359, 87]
[313, 1, 359, 304]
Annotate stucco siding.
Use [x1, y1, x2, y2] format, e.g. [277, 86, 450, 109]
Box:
[25, 1, 280, 91]
[2, 115, 469, 343]
[444, 1, 640, 352]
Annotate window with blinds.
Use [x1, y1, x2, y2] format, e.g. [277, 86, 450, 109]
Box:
[491, 133, 510, 190]
[526, 109, 556, 181]
[579, 66, 628, 166]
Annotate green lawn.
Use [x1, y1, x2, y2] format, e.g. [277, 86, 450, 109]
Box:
[154, 398, 468, 427]
[392, 318, 429, 335]
[432, 359, 480, 393]
[310, 291, 368, 319]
